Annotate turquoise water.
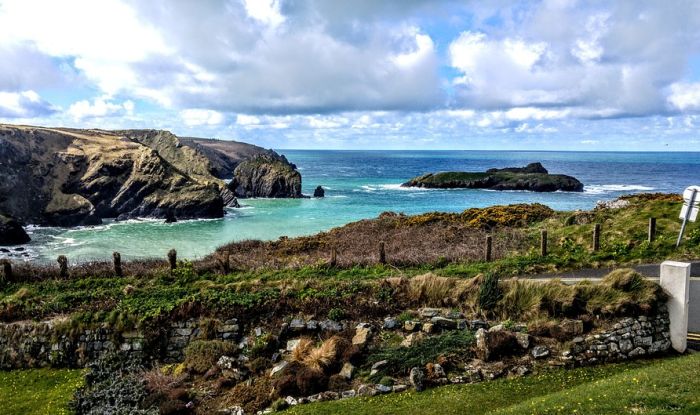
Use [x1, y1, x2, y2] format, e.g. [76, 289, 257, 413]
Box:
[12, 150, 700, 263]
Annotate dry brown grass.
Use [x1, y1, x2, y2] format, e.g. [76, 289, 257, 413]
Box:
[207, 207, 535, 270]
[389, 273, 480, 310]
[288, 336, 344, 373]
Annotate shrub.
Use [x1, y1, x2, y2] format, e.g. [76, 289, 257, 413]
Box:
[328, 307, 345, 321]
[379, 376, 395, 387]
[71, 353, 156, 415]
[248, 357, 271, 374]
[366, 330, 475, 375]
[250, 333, 277, 358]
[478, 273, 501, 311]
[184, 340, 237, 374]
[227, 378, 274, 414]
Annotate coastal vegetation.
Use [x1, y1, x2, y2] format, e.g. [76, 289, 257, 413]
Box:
[0, 192, 695, 414]
[0, 193, 693, 325]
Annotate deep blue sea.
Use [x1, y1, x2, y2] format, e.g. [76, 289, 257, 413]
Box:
[12, 150, 700, 263]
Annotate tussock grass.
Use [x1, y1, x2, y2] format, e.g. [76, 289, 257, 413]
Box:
[289, 336, 345, 373]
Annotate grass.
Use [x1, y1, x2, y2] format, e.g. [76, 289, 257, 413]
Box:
[282, 353, 700, 415]
[0, 194, 696, 326]
[0, 368, 84, 415]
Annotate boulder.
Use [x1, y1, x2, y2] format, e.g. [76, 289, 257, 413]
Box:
[404, 320, 421, 332]
[352, 325, 372, 346]
[357, 384, 377, 397]
[409, 367, 425, 391]
[401, 332, 426, 347]
[531, 345, 550, 359]
[313, 186, 325, 198]
[270, 361, 288, 377]
[475, 328, 521, 361]
[370, 360, 387, 376]
[515, 332, 530, 349]
[339, 362, 355, 380]
[383, 317, 398, 330]
[419, 308, 440, 318]
[0, 215, 30, 246]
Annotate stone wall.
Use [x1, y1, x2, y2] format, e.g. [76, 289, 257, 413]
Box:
[0, 318, 240, 369]
[563, 306, 671, 365]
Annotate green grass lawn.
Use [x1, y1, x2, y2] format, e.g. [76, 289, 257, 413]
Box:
[283, 353, 700, 415]
[0, 368, 84, 415]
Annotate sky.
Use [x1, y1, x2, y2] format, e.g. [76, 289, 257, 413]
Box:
[0, 0, 699, 151]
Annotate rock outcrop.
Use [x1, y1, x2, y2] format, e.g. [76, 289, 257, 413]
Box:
[228, 155, 303, 198]
[0, 214, 30, 245]
[402, 163, 583, 192]
[0, 124, 303, 227]
[314, 186, 325, 198]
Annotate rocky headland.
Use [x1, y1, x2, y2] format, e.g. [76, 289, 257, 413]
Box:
[402, 162, 584, 192]
[0, 124, 303, 234]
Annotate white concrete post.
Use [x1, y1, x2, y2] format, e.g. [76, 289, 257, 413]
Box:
[660, 261, 691, 353]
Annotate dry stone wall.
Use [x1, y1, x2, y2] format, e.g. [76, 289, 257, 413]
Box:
[563, 306, 671, 365]
[0, 318, 240, 369]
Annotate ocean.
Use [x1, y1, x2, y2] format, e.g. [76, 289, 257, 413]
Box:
[11, 150, 700, 263]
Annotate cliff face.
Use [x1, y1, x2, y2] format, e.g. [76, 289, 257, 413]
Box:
[228, 155, 303, 198]
[402, 163, 583, 192]
[0, 125, 303, 227]
[181, 138, 303, 199]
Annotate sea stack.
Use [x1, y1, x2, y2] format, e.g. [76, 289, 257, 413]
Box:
[314, 186, 325, 198]
[402, 162, 583, 192]
[0, 214, 30, 246]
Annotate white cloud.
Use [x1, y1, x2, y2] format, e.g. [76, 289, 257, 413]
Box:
[180, 109, 225, 126]
[67, 97, 134, 121]
[448, 1, 700, 117]
[668, 83, 700, 111]
[0, 0, 169, 96]
[0, 90, 56, 118]
[242, 0, 285, 27]
[236, 114, 261, 126]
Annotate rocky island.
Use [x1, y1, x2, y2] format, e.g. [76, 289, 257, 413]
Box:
[402, 162, 584, 192]
[0, 124, 303, 238]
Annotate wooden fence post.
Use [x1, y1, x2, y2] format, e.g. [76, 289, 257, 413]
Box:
[113, 252, 123, 277]
[168, 249, 177, 271]
[648, 218, 656, 243]
[330, 246, 338, 267]
[485, 235, 493, 262]
[379, 241, 386, 264]
[593, 224, 601, 252]
[1, 259, 11, 283]
[57, 255, 68, 278]
[540, 229, 548, 256]
[168, 249, 177, 272]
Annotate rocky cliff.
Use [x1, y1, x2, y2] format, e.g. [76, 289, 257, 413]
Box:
[228, 155, 303, 198]
[402, 163, 583, 192]
[0, 124, 302, 228]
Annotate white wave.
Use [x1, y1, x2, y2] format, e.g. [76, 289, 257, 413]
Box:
[358, 183, 437, 192]
[584, 184, 655, 195]
[327, 195, 349, 198]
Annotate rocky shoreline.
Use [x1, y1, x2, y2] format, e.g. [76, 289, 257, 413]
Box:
[402, 162, 584, 192]
[0, 124, 304, 241]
